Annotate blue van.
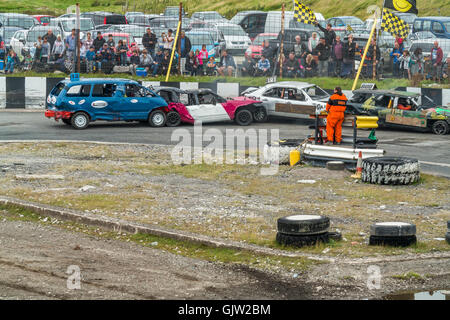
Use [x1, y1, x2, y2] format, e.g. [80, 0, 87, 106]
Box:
[413, 17, 450, 39]
[45, 78, 168, 129]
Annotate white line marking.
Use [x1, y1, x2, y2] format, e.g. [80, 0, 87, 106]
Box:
[420, 161, 450, 168]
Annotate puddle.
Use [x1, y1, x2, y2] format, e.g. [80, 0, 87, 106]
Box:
[385, 290, 450, 300]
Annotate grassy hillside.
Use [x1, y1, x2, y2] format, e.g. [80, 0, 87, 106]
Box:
[0, 0, 448, 20]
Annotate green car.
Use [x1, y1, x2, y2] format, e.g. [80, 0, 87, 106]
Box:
[347, 89, 450, 135]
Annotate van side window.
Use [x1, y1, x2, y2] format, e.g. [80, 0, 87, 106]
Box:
[92, 84, 117, 97]
[66, 84, 91, 97]
[413, 20, 422, 32]
[432, 22, 444, 34]
[422, 20, 431, 31]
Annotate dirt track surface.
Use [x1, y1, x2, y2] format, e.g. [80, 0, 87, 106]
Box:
[0, 218, 314, 300]
[1, 218, 449, 300]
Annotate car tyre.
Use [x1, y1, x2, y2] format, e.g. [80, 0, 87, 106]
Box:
[361, 157, 420, 185]
[166, 111, 181, 127]
[277, 215, 330, 235]
[370, 222, 416, 237]
[234, 108, 253, 126]
[149, 110, 167, 127]
[253, 107, 268, 123]
[71, 112, 90, 130]
[276, 232, 329, 247]
[369, 235, 417, 247]
[431, 120, 449, 135]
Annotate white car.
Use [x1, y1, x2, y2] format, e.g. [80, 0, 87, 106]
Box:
[242, 81, 330, 120]
[213, 22, 251, 56]
[49, 17, 95, 39]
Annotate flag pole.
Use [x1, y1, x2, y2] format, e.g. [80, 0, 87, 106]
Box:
[351, 10, 379, 91]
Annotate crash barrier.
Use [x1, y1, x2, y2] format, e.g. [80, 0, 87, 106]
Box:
[355, 116, 378, 129]
[303, 144, 384, 160]
[0, 76, 449, 109]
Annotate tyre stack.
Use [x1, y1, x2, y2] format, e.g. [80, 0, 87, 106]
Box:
[361, 157, 420, 185]
[446, 221, 450, 245]
[369, 222, 417, 247]
[276, 215, 331, 247]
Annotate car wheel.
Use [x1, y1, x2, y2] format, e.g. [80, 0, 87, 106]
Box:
[71, 112, 89, 130]
[148, 110, 167, 127]
[431, 120, 449, 135]
[166, 111, 181, 127]
[234, 108, 253, 126]
[62, 119, 71, 125]
[253, 107, 268, 123]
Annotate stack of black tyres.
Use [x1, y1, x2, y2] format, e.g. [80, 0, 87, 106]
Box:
[446, 221, 450, 245]
[369, 222, 417, 247]
[361, 157, 420, 185]
[276, 215, 331, 247]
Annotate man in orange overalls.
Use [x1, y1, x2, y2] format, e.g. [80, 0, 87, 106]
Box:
[326, 87, 347, 145]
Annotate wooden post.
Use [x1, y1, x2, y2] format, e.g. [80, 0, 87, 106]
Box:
[178, 2, 182, 75]
[75, 3, 81, 73]
[279, 3, 285, 78]
[372, 26, 377, 79]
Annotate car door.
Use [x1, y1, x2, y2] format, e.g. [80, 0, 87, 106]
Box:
[185, 92, 229, 123]
[275, 87, 316, 119]
[385, 97, 428, 129]
[117, 83, 155, 120]
[89, 83, 121, 120]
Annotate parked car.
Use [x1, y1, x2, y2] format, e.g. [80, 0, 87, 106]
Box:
[149, 17, 191, 30]
[125, 12, 144, 20]
[81, 12, 127, 26]
[245, 33, 278, 60]
[128, 14, 159, 26]
[268, 29, 310, 56]
[229, 11, 267, 40]
[191, 11, 228, 23]
[163, 6, 187, 17]
[348, 89, 450, 135]
[152, 87, 266, 126]
[34, 15, 54, 26]
[49, 17, 95, 39]
[213, 22, 251, 56]
[10, 25, 63, 55]
[45, 78, 169, 129]
[242, 81, 330, 121]
[0, 26, 21, 49]
[0, 13, 38, 29]
[392, 12, 417, 29]
[201, 27, 226, 57]
[326, 16, 364, 30]
[263, 11, 325, 36]
[100, 32, 136, 49]
[413, 17, 450, 39]
[185, 30, 218, 58]
[105, 24, 148, 49]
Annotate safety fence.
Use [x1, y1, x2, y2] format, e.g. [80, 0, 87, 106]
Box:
[0, 76, 448, 109]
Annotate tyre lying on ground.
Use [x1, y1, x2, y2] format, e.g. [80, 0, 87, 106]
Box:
[276, 215, 333, 247]
[369, 222, 417, 247]
[361, 157, 420, 185]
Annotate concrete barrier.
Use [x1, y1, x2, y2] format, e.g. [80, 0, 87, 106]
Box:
[0, 76, 448, 109]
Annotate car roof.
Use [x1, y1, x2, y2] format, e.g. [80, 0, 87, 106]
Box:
[154, 86, 214, 95]
[63, 78, 139, 86]
[353, 89, 421, 97]
[415, 16, 450, 22]
[265, 81, 316, 88]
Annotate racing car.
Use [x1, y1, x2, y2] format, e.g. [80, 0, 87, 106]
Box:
[152, 87, 266, 126]
[346, 89, 450, 135]
[45, 78, 169, 129]
[241, 81, 330, 120]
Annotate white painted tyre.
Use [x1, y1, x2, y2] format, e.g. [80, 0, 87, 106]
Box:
[370, 222, 416, 237]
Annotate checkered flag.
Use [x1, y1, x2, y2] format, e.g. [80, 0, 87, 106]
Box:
[293, 0, 317, 25]
[381, 8, 410, 38]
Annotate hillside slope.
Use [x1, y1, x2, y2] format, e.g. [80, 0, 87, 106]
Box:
[0, 0, 448, 19]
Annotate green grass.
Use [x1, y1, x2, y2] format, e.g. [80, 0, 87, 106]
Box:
[0, 0, 448, 19]
[392, 271, 424, 280]
[2, 71, 424, 90]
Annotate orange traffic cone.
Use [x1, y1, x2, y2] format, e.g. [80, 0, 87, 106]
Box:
[351, 151, 363, 179]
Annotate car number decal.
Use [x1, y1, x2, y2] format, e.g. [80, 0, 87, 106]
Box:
[91, 100, 108, 108]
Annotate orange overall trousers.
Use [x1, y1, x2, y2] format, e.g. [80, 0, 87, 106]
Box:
[326, 93, 347, 143]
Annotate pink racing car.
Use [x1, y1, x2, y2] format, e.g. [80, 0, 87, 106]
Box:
[153, 87, 267, 126]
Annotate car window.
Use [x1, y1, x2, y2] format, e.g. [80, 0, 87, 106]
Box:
[66, 84, 91, 97]
[413, 20, 422, 32]
[51, 82, 65, 96]
[157, 90, 172, 103]
[422, 20, 431, 31]
[213, 93, 227, 103]
[375, 95, 391, 107]
[262, 87, 279, 98]
[92, 83, 117, 97]
[432, 22, 444, 34]
[304, 85, 328, 100]
[198, 92, 217, 104]
[187, 93, 196, 105]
